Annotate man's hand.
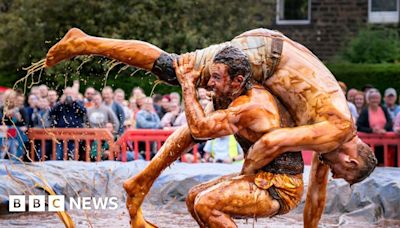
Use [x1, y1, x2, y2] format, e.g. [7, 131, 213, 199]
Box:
[241, 161, 258, 175]
[173, 53, 203, 86]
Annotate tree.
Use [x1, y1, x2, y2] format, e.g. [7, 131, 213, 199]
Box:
[0, 0, 274, 94]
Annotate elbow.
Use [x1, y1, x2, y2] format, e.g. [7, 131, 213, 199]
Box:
[189, 121, 209, 140]
[190, 127, 206, 140]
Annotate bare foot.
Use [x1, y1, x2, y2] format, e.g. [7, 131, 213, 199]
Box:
[44, 28, 88, 67]
[123, 174, 151, 216]
[126, 197, 158, 228]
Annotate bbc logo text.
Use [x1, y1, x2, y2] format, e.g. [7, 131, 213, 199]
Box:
[9, 195, 119, 212]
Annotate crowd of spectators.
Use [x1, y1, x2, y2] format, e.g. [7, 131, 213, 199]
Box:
[339, 82, 400, 134]
[0, 82, 243, 163]
[1, 81, 399, 164]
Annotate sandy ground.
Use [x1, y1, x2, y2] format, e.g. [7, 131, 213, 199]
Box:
[1, 202, 399, 228]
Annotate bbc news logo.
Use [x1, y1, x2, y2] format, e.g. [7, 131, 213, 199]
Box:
[9, 195, 119, 212]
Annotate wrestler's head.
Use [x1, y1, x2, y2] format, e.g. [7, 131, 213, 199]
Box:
[207, 46, 251, 109]
[322, 136, 377, 184]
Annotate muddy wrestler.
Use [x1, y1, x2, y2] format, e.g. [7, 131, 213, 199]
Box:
[174, 46, 304, 227]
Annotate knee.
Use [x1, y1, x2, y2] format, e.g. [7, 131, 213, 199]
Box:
[186, 187, 198, 210]
[193, 200, 208, 218]
[193, 194, 212, 218]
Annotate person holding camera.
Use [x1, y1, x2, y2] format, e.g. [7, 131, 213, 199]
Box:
[49, 87, 86, 160]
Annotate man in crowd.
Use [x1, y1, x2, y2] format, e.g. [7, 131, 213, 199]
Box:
[132, 87, 145, 99]
[49, 87, 86, 160]
[38, 84, 49, 99]
[29, 86, 40, 99]
[346, 88, 358, 104]
[383, 88, 400, 121]
[114, 88, 132, 121]
[47, 90, 59, 108]
[87, 91, 119, 133]
[84, 87, 95, 108]
[102, 86, 125, 134]
[135, 97, 161, 129]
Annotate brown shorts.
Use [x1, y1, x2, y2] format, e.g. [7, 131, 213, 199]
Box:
[254, 171, 304, 215]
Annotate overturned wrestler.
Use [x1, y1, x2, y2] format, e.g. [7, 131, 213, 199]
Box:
[174, 46, 304, 227]
[44, 28, 377, 227]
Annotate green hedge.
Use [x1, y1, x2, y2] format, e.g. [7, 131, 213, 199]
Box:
[327, 63, 400, 93]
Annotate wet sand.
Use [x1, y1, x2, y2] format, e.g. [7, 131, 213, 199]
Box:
[1, 202, 399, 228]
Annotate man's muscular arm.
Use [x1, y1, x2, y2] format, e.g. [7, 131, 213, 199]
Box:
[304, 152, 329, 228]
[174, 54, 242, 139]
[242, 120, 351, 174]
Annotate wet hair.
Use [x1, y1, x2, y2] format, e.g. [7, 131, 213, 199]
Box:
[351, 141, 378, 184]
[213, 46, 252, 84]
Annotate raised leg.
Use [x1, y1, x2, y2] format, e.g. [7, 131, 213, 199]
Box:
[123, 125, 196, 227]
[193, 175, 280, 227]
[45, 28, 164, 70]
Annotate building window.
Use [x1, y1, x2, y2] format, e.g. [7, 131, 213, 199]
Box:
[276, 0, 311, 25]
[368, 0, 399, 23]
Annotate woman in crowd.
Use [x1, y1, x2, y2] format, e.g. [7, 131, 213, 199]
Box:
[357, 89, 392, 134]
[0, 90, 29, 160]
[353, 91, 366, 120]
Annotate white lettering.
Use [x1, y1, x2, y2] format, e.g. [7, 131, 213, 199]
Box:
[92, 197, 108, 210]
[29, 195, 45, 212]
[49, 195, 65, 212]
[81, 197, 91, 210]
[9, 195, 25, 212]
[69, 197, 81, 210]
[108, 197, 118, 210]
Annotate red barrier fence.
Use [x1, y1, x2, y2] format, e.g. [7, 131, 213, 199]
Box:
[358, 132, 400, 167]
[116, 129, 199, 163]
[27, 128, 400, 167]
[28, 128, 116, 161]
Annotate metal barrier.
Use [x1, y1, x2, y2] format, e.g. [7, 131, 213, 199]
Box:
[116, 129, 199, 163]
[28, 128, 116, 162]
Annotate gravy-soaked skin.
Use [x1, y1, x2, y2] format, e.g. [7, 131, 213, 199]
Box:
[44, 28, 375, 228]
[46, 28, 354, 154]
[173, 50, 304, 227]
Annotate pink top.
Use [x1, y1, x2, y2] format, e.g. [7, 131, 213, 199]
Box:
[368, 106, 386, 130]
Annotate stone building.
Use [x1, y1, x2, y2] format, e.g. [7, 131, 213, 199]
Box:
[267, 0, 400, 61]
